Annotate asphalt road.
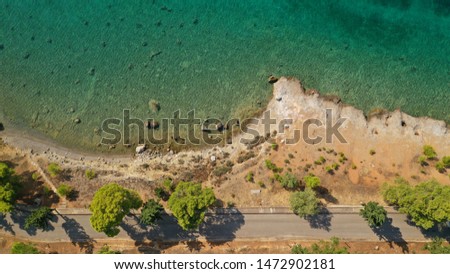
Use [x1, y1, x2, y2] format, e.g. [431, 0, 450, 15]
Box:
[1, 209, 448, 245]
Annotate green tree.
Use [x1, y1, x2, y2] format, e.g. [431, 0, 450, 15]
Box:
[24, 207, 53, 230]
[57, 183, 73, 198]
[90, 183, 142, 237]
[0, 163, 17, 213]
[279, 173, 299, 190]
[47, 163, 62, 178]
[168, 182, 215, 230]
[97, 245, 121, 254]
[442, 156, 450, 168]
[382, 179, 450, 229]
[11, 242, 40, 254]
[424, 238, 450, 254]
[140, 199, 164, 226]
[85, 169, 96, 180]
[291, 237, 349, 254]
[304, 174, 321, 189]
[360, 201, 387, 227]
[290, 188, 319, 217]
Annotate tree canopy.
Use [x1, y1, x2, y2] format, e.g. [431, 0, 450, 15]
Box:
[304, 174, 321, 189]
[140, 199, 164, 226]
[168, 182, 215, 230]
[0, 162, 18, 214]
[289, 188, 319, 217]
[291, 237, 349, 254]
[90, 183, 142, 237]
[382, 179, 450, 229]
[360, 201, 387, 227]
[279, 172, 299, 190]
[424, 238, 450, 254]
[24, 207, 53, 231]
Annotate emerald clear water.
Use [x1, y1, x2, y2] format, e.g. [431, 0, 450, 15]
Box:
[1, 0, 449, 151]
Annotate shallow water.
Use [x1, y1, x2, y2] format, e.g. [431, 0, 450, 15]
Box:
[0, 0, 449, 151]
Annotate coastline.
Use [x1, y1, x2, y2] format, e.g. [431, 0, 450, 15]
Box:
[1, 76, 449, 162]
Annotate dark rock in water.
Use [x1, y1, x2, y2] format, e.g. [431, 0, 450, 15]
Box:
[145, 120, 160, 129]
[216, 122, 224, 131]
[101, 41, 107, 48]
[193, 18, 199, 25]
[23, 52, 31, 59]
[268, 75, 278, 84]
[0, 44, 4, 50]
[142, 41, 148, 47]
[0, 123, 4, 131]
[88, 67, 95, 75]
[74, 118, 81, 124]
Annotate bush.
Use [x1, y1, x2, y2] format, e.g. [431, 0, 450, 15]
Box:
[435, 162, 446, 173]
[304, 175, 321, 189]
[288, 153, 295, 159]
[418, 155, 428, 166]
[291, 237, 348, 254]
[265, 160, 282, 173]
[424, 238, 450, 254]
[47, 163, 62, 178]
[97, 245, 121, 254]
[154, 187, 169, 201]
[140, 199, 164, 226]
[423, 145, 437, 160]
[11, 242, 39, 254]
[213, 165, 232, 177]
[271, 143, 279, 151]
[31, 173, 40, 181]
[279, 173, 299, 190]
[245, 172, 254, 183]
[85, 169, 96, 180]
[162, 178, 175, 193]
[369, 149, 376, 156]
[57, 184, 73, 197]
[442, 156, 450, 168]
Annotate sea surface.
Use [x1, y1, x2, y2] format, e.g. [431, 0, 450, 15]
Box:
[1, 0, 449, 151]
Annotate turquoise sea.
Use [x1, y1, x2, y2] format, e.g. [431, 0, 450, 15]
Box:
[0, 0, 449, 151]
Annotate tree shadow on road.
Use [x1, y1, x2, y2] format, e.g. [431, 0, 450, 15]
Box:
[372, 217, 409, 253]
[10, 209, 36, 236]
[60, 215, 96, 254]
[305, 208, 333, 231]
[120, 214, 194, 253]
[0, 214, 15, 235]
[199, 209, 245, 245]
[405, 218, 450, 241]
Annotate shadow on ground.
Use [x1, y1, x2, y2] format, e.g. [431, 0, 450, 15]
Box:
[60, 214, 96, 254]
[199, 209, 245, 244]
[372, 217, 409, 253]
[305, 207, 333, 231]
[0, 214, 15, 235]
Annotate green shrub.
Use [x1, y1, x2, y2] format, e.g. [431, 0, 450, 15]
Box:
[369, 149, 376, 156]
[245, 172, 254, 183]
[265, 160, 282, 173]
[436, 162, 446, 173]
[257, 181, 265, 188]
[31, 172, 40, 181]
[331, 163, 340, 170]
[304, 174, 321, 189]
[423, 145, 437, 160]
[418, 155, 428, 166]
[155, 187, 169, 201]
[11, 242, 39, 254]
[271, 143, 279, 151]
[57, 184, 73, 197]
[162, 178, 175, 193]
[47, 163, 61, 178]
[213, 165, 232, 177]
[97, 245, 121, 254]
[284, 159, 290, 164]
[442, 156, 450, 168]
[85, 169, 96, 180]
[288, 153, 295, 159]
[351, 163, 357, 170]
[325, 166, 334, 174]
[279, 173, 299, 190]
